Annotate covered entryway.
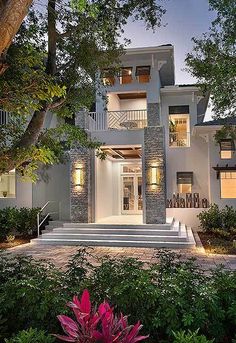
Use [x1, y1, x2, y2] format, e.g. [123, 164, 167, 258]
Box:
[95, 145, 143, 223]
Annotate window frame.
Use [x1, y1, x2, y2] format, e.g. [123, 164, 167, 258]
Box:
[219, 139, 235, 159]
[176, 172, 193, 194]
[0, 169, 16, 199]
[220, 171, 236, 199]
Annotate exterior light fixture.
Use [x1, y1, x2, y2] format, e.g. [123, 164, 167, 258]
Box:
[75, 166, 83, 186]
[151, 165, 161, 185]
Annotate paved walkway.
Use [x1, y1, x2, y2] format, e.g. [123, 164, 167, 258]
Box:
[5, 242, 236, 271]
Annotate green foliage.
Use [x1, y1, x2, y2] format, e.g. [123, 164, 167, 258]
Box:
[198, 204, 236, 233]
[173, 330, 214, 343]
[214, 125, 236, 144]
[0, 0, 165, 179]
[4, 328, 55, 343]
[0, 254, 70, 338]
[186, 0, 236, 117]
[0, 207, 40, 240]
[1, 249, 236, 342]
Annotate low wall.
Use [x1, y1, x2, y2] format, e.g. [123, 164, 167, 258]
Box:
[166, 208, 204, 229]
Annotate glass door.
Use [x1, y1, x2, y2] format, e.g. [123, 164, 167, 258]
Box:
[121, 174, 143, 214]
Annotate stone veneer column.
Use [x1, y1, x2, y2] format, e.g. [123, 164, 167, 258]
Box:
[69, 147, 94, 223]
[147, 103, 160, 126]
[144, 102, 166, 224]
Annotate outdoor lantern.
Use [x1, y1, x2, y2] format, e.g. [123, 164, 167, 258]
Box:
[75, 166, 83, 186]
[151, 165, 161, 185]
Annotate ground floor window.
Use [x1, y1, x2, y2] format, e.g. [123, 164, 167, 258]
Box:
[177, 172, 193, 193]
[220, 171, 236, 198]
[0, 169, 16, 198]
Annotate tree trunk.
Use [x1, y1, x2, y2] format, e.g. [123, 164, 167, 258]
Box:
[0, 0, 58, 174]
[0, 0, 33, 75]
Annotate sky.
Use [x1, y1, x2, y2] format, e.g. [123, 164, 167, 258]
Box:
[122, 0, 215, 85]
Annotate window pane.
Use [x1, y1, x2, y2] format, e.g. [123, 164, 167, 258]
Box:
[178, 183, 192, 193]
[0, 170, 16, 198]
[177, 172, 193, 185]
[169, 114, 190, 147]
[119, 67, 132, 84]
[221, 150, 233, 159]
[220, 172, 236, 198]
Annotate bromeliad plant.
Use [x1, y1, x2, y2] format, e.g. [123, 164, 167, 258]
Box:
[55, 289, 148, 343]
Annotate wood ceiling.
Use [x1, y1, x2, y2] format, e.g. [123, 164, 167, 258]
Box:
[101, 147, 142, 160]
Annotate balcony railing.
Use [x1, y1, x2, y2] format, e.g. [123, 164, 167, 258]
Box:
[87, 109, 147, 131]
[169, 131, 190, 147]
[0, 110, 9, 125]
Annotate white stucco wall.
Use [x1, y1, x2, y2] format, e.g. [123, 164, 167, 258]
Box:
[0, 176, 32, 209]
[119, 98, 147, 111]
[32, 162, 71, 220]
[95, 158, 114, 220]
[107, 93, 120, 111]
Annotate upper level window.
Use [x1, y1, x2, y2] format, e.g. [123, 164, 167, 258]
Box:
[169, 106, 190, 148]
[119, 67, 133, 84]
[102, 69, 115, 86]
[135, 66, 151, 83]
[220, 139, 235, 159]
[177, 172, 193, 193]
[0, 169, 16, 198]
[220, 171, 236, 198]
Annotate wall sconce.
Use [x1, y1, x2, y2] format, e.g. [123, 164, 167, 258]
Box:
[151, 165, 161, 186]
[75, 166, 83, 186]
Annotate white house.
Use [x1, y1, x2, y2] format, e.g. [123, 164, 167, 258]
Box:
[1, 45, 235, 248]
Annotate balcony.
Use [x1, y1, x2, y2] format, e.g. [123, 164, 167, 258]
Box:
[87, 109, 147, 131]
[169, 131, 190, 147]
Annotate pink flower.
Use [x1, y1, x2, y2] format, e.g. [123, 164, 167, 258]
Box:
[55, 290, 149, 343]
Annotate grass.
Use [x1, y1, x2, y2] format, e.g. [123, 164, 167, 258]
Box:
[198, 232, 236, 255]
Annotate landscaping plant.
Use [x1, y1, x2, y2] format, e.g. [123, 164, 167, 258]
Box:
[55, 289, 148, 343]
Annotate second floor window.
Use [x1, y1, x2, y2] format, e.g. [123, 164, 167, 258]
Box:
[169, 106, 190, 147]
[135, 66, 151, 83]
[220, 139, 235, 159]
[119, 67, 133, 84]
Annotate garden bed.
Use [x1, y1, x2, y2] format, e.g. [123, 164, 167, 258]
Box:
[0, 236, 32, 250]
[198, 231, 236, 255]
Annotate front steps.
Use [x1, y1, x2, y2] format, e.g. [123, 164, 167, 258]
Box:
[32, 218, 196, 249]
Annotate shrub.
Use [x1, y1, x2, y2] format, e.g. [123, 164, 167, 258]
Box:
[0, 207, 40, 240]
[173, 330, 214, 343]
[0, 253, 71, 338]
[1, 249, 236, 342]
[198, 204, 236, 233]
[0, 207, 19, 240]
[55, 289, 148, 343]
[4, 328, 55, 343]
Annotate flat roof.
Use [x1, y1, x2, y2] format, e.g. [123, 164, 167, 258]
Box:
[125, 44, 174, 55]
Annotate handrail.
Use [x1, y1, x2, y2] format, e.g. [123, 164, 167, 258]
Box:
[37, 200, 60, 237]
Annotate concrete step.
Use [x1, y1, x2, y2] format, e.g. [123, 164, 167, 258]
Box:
[32, 237, 196, 249]
[61, 223, 173, 230]
[51, 227, 180, 236]
[40, 233, 187, 242]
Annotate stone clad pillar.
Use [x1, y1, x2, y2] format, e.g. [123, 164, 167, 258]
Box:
[144, 103, 166, 224]
[69, 147, 94, 223]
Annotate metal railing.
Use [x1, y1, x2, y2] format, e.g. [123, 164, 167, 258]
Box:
[88, 109, 147, 131]
[0, 110, 9, 125]
[169, 131, 190, 147]
[37, 201, 60, 237]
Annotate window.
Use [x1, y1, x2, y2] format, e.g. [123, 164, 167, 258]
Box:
[135, 66, 151, 83]
[220, 139, 235, 159]
[169, 106, 190, 148]
[220, 171, 236, 198]
[0, 169, 16, 198]
[102, 69, 115, 86]
[119, 67, 133, 84]
[177, 172, 193, 193]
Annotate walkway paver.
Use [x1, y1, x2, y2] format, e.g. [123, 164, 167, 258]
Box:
[5, 242, 236, 271]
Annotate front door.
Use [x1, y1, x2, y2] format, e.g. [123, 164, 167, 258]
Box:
[122, 173, 143, 214]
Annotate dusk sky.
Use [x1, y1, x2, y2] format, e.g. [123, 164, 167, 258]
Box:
[123, 0, 215, 85]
